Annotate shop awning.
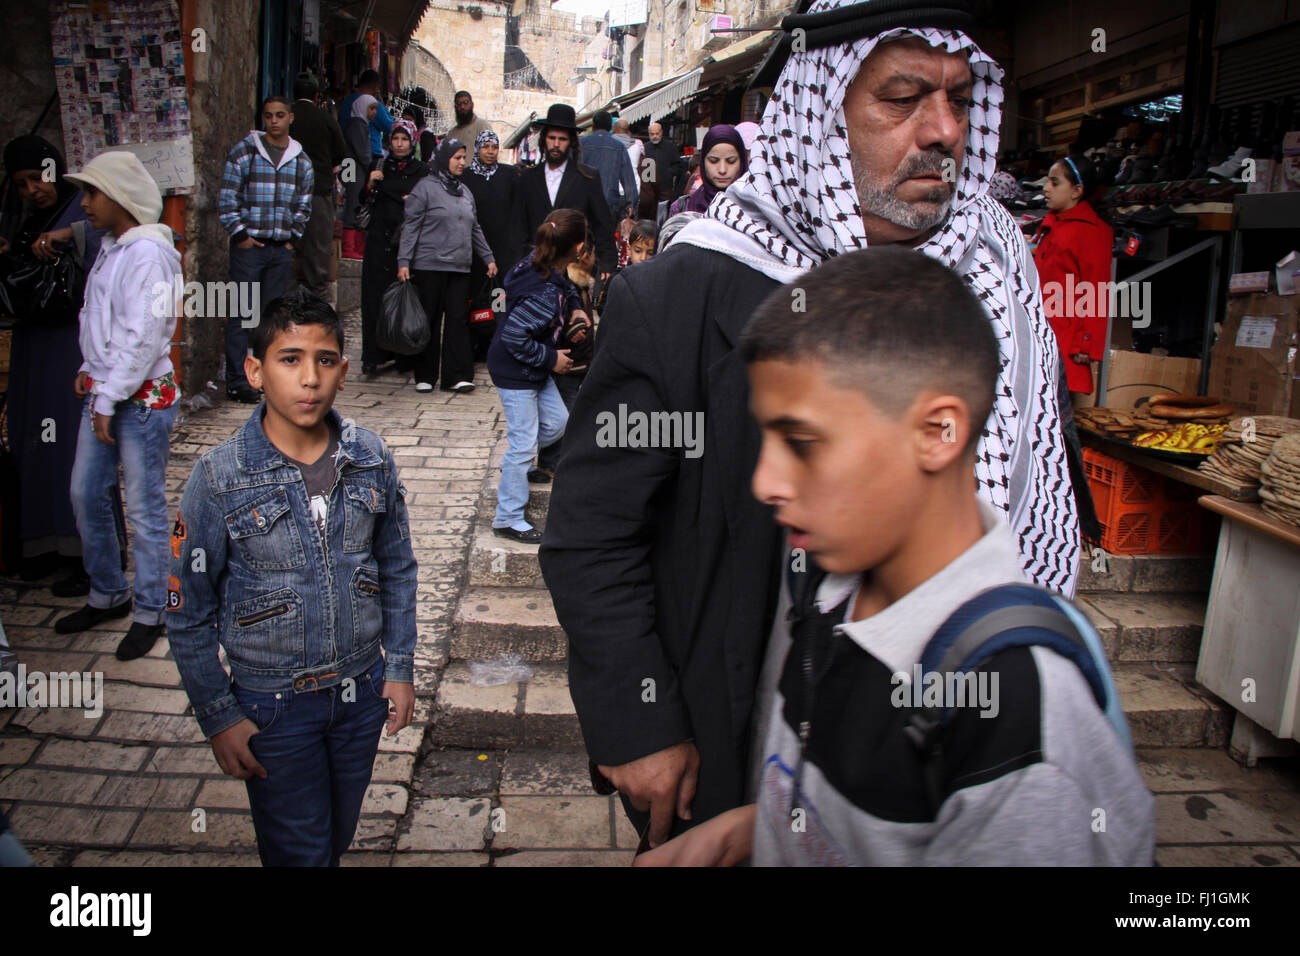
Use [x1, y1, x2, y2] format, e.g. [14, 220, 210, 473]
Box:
[502, 111, 538, 150]
[326, 0, 434, 46]
[618, 67, 705, 124]
[699, 29, 779, 86]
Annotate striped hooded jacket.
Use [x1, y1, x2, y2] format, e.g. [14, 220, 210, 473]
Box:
[217, 131, 314, 243]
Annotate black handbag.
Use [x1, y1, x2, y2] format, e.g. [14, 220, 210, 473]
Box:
[0, 249, 86, 325]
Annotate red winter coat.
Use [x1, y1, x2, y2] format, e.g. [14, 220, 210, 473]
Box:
[1031, 200, 1113, 394]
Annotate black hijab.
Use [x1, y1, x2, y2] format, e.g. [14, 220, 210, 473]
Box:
[2, 135, 78, 246]
[434, 137, 466, 197]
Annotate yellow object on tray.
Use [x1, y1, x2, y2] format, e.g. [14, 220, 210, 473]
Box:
[1131, 422, 1227, 453]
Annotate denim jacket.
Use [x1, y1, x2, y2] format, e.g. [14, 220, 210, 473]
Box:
[168, 406, 417, 738]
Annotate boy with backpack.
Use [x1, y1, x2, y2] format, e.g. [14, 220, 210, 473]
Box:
[637, 248, 1154, 866]
[55, 151, 182, 663]
[168, 290, 417, 866]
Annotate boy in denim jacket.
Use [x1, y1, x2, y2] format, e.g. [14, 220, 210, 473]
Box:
[169, 290, 417, 866]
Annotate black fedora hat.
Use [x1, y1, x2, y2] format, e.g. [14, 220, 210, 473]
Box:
[532, 103, 580, 133]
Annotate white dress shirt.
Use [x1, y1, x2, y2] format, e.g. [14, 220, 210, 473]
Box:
[545, 158, 567, 206]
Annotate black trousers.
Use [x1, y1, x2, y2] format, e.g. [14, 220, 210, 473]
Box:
[410, 269, 473, 387]
[360, 230, 398, 366]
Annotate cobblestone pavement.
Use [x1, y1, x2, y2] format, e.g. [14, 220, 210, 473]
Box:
[0, 309, 631, 866]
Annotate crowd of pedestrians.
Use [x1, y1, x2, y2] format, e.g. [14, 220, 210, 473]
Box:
[1, 0, 1161, 869]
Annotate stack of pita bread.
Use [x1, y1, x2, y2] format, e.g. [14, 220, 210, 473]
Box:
[1260, 433, 1300, 527]
[1198, 416, 1300, 488]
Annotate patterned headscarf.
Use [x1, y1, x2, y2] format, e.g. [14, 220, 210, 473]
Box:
[674, 0, 1080, 594]
[434, 137, 466, 197]
[390, 119, 418, 153]
[470, 129, 501, 179]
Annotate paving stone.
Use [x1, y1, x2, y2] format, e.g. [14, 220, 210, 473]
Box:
[372, 752, 416, 784]
[146, 746, 222, 776]
[1074, 597, 1120, 662]
[2, 627, 74, 650]
[195, 778, 251, 810]
[3, 605, 55, 627]
[0, 738, 40, 764]
[101, 681, 191, 714]
[494, 849, 635, 867]
[494, 796, 614, 850]
[451, 586, 566, 661]
[351, 815, 398, 851]
[412, 747, 502, 796]
[340, 851, 394, 866]
[500, 750, 594, 796]
[10, 649, 95, 673]
[8, 804, 138, 846]
[130, 810, 258, 850]
[613, 806, 641, 850]
[1138, 748, 1300, 794]
[70, 849, 263, 866]
[1154, 844, 1300, 866]
[392, 852, 489, 866]
[97, 711, 206, 744]
[95, 775, 200, 810]
[36, 738, 152, 772]
[523, 664, 583, 750]
[397, 796, 491, 851]
[0, 767, 107, 803]
[1087, 593, 1205, 663]
[363, 782, 409, 816]
[94, 655, 183, 687]
[1154, 790, 1300, 845]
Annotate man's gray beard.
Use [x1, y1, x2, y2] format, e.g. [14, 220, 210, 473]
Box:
[854, 166, 953, 233]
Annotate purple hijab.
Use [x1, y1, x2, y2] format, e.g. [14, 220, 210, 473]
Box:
[685, 124, 748, 214]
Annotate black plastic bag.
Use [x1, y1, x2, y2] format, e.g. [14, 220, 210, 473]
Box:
[379, 279, 430, 355]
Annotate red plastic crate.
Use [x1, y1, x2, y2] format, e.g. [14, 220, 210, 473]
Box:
[1082, 447, 1210, 554]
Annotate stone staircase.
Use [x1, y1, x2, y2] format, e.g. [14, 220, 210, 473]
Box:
[431, 450, 1235, 769]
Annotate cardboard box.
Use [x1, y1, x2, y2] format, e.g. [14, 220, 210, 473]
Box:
[1102, 350, 1203, 409]
[1207, 293, 1300, 417]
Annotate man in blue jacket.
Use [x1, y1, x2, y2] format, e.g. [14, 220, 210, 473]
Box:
[579, 111, 640, 223]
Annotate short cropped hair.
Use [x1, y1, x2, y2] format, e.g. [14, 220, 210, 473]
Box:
[592, 110, 612, 131]
[262, 95, 293, 112]
[629, 219, 658, 246]
[251, 289, 345, 360]
[740, 247, 999, 454]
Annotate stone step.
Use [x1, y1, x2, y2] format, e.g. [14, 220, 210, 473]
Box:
[475, 482, 551, 532]
[1114, 662, 1231, 748]
[469, 526, 546, 588]
[1077, 591, 1206, 664]
[451, 587, 566, 661]
[1077, 552, 1213, 595]
[431, 660, 583, 751]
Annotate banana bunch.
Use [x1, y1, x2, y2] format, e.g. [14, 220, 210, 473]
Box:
[1131, 422, 1226, 453]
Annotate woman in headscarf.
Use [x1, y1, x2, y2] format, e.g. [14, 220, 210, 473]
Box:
[1, 135, 107, 590]
[359, 120, 426, 377]
[666, 125, 747, 217]
[463, 129, 523, 360]
[341, 94, 378, 259]
[395, 137, 497, 393]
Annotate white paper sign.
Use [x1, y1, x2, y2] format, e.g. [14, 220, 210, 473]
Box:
[108, 138, 195, 193]
[1236, 315, 1277, 349]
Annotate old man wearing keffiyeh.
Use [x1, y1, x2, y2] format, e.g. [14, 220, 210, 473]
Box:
[540, 0, 1080, 848]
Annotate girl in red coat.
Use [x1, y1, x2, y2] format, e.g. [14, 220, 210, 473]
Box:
[1032, 154, 1113, 394]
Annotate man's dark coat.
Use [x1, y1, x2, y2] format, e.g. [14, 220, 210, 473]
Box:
[539, 243, 784, 837]
[517, 157, 617, 274]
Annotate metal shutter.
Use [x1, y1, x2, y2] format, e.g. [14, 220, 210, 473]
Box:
[1215, 21, 1300, 117]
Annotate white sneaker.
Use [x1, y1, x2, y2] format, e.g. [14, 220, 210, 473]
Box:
[415, 382, 434, 392]
[452, 381, 476, 393]
[1208, 146, 1252, 180]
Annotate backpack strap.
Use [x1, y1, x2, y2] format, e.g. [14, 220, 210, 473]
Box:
[905, 583, 1118, 816]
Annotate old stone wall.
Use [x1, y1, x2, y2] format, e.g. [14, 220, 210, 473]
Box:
[185, 0, 261, 392]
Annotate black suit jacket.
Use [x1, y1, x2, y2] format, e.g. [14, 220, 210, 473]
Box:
[290, 99, 348, 197]
[539, 244, 784, 836]
[518, 159, 617, 274]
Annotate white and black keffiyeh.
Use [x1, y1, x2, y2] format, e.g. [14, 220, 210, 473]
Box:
[676, 0, 1080, 593]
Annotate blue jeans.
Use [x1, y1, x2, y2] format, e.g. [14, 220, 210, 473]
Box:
[235, 659, 388, 866]
[495, 381, 567, 530]
[70, 398, 178, 624]
[226, 242, 293, 389]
